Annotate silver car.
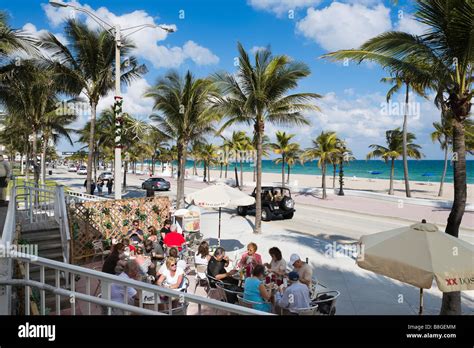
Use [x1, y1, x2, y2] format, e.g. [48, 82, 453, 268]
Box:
[141, 177, 170, 191]
[98, 172, 113, 180]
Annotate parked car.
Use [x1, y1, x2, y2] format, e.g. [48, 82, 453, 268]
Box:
[77, 166, 87, 175]
[237, 186, 295, 221]
[98, 172, 113, 180]
[68, 165, 77, 172]
[141, 177, 170, 191]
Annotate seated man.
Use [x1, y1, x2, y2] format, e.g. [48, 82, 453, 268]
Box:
[206, 247, 238, 288]
[288, 254, 313, 289]
[163, 224, 186, 251]
[275, 272, 310, 315]
[110, 260, 140, 315]
[127, 220, 144, 244]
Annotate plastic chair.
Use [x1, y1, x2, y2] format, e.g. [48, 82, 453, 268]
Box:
[205, 272, 224, 301]
[311, 290, 340, 315]
[91, 240, 111, 262]
[216, 282, 243, 305]
[194, 264, 209, 293]
[159, 302, 189, 315]
[236, 294, 271, 312]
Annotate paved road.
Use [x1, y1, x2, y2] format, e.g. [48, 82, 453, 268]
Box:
[51, 166, 474, 244]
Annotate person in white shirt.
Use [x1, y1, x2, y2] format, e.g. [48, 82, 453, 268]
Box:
[157, 257, 184, 289]
[194, 241, 211, 266]
[275, 271, 311, 315]
[264, 247, 286, 276]
[288, 253, 313, 288]
[110, 260, 140, 315]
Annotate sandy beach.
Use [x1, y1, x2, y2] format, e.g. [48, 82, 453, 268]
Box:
[188, 168, 474, 204]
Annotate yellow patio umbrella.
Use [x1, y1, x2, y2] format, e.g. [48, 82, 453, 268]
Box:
[357, 221, 474, 314]
[185, 183, 255, 245]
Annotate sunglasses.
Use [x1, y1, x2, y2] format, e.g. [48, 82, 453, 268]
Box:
[170, 264, 176, 267]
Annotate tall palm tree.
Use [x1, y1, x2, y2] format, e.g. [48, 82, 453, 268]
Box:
[213, 43, 321, 233]
[199, 143, 218, 183]
[40, 19, 146, 193]
[270, 131, 298, 186]
[223, 131, 251, 188]
[367, 129, 422, 195]
[148, 126, 170, 176]
[0, 60, 66, 185]
[0, 11, 37, 63]
[381, 72, 429, 197]
[145, 70, 220, 208]
[322, 1, 472, 314]
[302, 131, 338, 199]
[431, 118, 452, 197]
[40, 109, 77, 184]
[283, 143, 302, 185]
[251, 133, 271, 183]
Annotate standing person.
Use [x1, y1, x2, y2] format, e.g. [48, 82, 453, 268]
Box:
[107, 178, 113, 195]
[288, 254, 313, 289]
[127, 220, 144, 244]
[90, 180, 96, 195]
[275, 271, 311, 315]
[97, 178, 104, 195]
[243, 264, 272, 312]
[0, 152, 12, 207]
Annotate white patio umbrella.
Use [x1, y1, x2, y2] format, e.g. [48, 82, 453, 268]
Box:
[185, 183, 255, 245]
[357, 221, 474, 315]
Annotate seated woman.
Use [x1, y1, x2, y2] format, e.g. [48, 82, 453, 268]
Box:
[102, 243, 125, 275]
[135, 246, 155, 278]
[243, 265, 272, 313]
[238, 242, 263, 276]
[264, 247, 287, 277]
[156, 257, 184, 290]
[194, 241, 211, 266]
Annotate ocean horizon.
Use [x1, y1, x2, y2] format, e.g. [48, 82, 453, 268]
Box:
[168, 159, 473, 184]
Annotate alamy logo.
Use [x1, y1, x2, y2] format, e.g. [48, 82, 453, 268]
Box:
[18, 322, 55, 341]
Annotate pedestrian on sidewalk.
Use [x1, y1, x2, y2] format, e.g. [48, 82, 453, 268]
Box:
[107, 179, 113, 195]
[97, 178, 104, 195]
[0, 152, 11, 207]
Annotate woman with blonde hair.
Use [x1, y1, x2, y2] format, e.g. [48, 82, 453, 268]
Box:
[156, 257, 184, 289]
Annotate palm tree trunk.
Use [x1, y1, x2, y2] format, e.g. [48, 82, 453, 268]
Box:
[40, 136, 47, 185]
[220, 163, 223, 178]
[141, 158, 144, 172]
[86, 101, 97, 193]
[234, 162, 239, 188]
[438, 144, 448, 197]
[123, 161, 127, 189]
[203, 162, 207, 182]
[254, 119, 263, 233]
[281, 154, 285, 186]
[338, 161, 344, 196]
[20, 151, 24, 175]
[240, 160, 244, 187]
[402, 83, 411, 197]
[332, 163, 337, 189]
[31, 131, 40, 186]
[287, 164, 290, 184]
[151, 156, 155, 176]
[176, 142, 186, 209]
[253, 166, 256, 182]
[225, 164, 228, 179]
[208, 163, 211, 182]
[321, 163, 327, 199]
[441, 117, 466, 315]
[389, 158, 395, 195]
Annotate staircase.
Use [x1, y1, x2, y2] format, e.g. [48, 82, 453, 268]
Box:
[19, 220, 71, 313]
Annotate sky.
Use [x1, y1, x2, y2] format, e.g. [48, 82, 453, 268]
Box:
[2, 0, 460, 160]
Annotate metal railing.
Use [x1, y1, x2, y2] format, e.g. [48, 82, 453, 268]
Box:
[3, 252, 270, 316]
[65, 190, 109, 204]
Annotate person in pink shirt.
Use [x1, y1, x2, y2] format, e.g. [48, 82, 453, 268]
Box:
[238, 242, 263, 276]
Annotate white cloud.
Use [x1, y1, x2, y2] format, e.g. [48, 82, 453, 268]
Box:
[248, 0, 322, 16]
[42, 1, 219, 68]
[250, 46, 267, 55]
[395, 15, 427, 36]
[296, 2, 391, 51]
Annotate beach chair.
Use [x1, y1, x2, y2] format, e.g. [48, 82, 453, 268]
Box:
[311, 290, 340, 315]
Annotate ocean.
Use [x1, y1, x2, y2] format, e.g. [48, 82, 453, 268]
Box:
[180, 159, 474, 184]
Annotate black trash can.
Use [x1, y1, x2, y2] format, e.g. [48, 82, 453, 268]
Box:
[48, 170, 52, 175]
[146, 188, 155, 197]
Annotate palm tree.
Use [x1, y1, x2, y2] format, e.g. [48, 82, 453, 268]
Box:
[270, 131, 298, 186]
[431, 118, 452, 197]
[40, 19, 146, 193]
[283, 143, 302, 185]
[213, 43, 321, 233]
[334, 140, 355, 196]
[199, 143, 218, 183]
[148, 126, 170, 176]
[145, 70, 220, 208]
[40, 109, 77, 184]
[322, 1, 472, 313]
[302, 131, 338, 199]
[381, 72, 429, 197]
[0, 11, 37, 63]
[251, 133, 271, 183]
[223, 131, 251, 188]
[367, 129, 422, 195]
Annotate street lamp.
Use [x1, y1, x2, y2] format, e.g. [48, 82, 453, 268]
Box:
[49, 0, 174, 200]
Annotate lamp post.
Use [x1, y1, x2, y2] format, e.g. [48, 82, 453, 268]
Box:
[49, 0, 174, 200]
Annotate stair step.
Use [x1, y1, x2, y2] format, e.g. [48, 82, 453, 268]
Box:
[21, 230, 61, 242]
[21, 221, 59, 233]
[37, 242, 63, 251]
[40, 250, 64, 261]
